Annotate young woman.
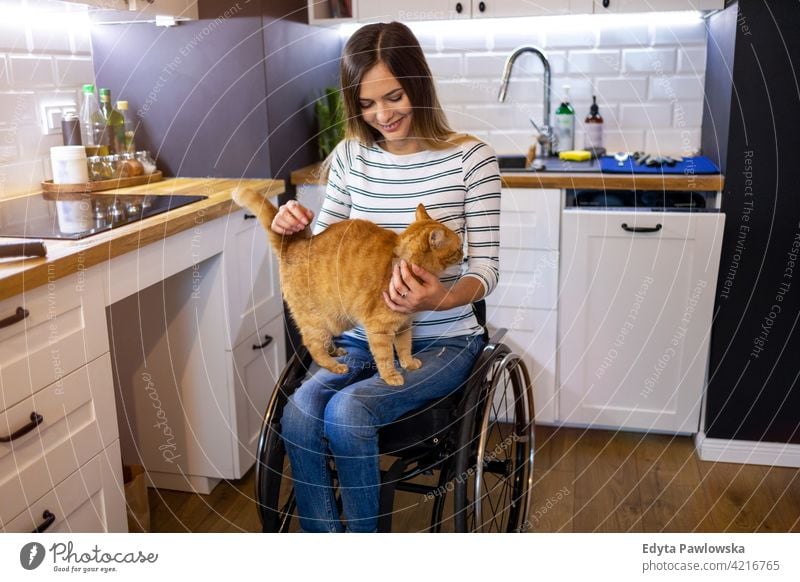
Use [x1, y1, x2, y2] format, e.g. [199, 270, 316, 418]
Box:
[272, 21, 501, 533]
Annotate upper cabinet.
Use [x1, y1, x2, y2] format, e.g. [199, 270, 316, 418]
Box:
[311, 0, 722, 25]
[63, 0, 199, 20]
[593, 0, 723, 12]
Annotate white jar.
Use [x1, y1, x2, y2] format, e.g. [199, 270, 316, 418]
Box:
[50, 145, 89, 184]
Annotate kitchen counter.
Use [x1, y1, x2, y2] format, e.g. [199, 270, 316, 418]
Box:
[291, 162, 725, 191]
[0, 177, 284, 301]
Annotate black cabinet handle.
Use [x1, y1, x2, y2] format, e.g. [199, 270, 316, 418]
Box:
[0, 306, 29, 330]
[455, 2, 463, 13]
[0, 412, 44, 443]
[32, 510, 56, 533]
[243, 213, 256, 220]
[621, 223, 662, 233]
[253, 335, 274, 350]
[478, 1, 486, 12]
[603, 0, 610, 7]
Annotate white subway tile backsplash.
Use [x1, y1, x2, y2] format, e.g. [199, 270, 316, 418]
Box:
[594, 77, 648, 102]
[462, 104, 531, 132]
[0, 92, 37, 125]
[491, 31, 545, 52]
[0, 159, 45, 198]
[648, 75, 705, 101]
[426, 54, 463, 78]
[464, 53, 509, 79]
[543, 27, 596, 49]
[16, 122, 58, 158]
[673, 101, 704, 129]
[619, 103, 672, 128]
[9, 55, 54, 87]
[652, 20, 706, 47]
[603, 130, 646, 154]
[597, 23, 650, 48]
[440, 31, 490, 53]
[0, 21, 28, 52]
[623, 48, 677, 74]
[30, 24, 71, 54]
[677, 46, 706, 73]
[644, 129, 701, 156]
[0, 56, 8, 90]
[0, 129, 19, 163]
[550, 76, 594, 102]
[567, 50, 621, 75]
[484, 130, 537, 155]
[55, 57, 93, 88]
[71, 28, 92, 55]
[436, 79, 499, 105]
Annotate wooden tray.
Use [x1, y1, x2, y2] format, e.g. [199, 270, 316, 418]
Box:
[41, 170, 163, 194]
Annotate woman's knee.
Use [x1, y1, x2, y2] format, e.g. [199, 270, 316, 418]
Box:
[322, 392, 377, 451]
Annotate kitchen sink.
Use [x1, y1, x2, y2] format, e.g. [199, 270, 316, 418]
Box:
[497, 154, 600, 173]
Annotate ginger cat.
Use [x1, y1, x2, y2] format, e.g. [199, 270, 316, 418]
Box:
[232, 188, 464, 386]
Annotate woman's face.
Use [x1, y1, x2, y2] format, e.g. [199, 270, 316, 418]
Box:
[358, 61, 421, 154]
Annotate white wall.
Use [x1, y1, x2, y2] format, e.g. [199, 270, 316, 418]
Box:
[0, 0, 94, 199]
[409, 13, 707, 156]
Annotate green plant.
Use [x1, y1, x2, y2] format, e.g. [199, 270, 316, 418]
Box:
[315, 86, 345, 160]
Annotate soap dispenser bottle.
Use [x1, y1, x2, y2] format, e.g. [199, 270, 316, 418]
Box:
[554, 85, 575, 153]
[584, 95, 604, 152]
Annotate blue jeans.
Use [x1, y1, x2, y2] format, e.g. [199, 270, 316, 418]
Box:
[280, 333, 485, 533]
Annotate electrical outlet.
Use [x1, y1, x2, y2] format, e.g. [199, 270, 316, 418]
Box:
[41, 104, 78, 136]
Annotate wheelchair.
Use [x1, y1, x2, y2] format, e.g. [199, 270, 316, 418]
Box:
[254, 303, 535, 532]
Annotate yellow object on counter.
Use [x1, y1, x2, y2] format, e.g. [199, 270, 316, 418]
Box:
[558, 150, 592, 162]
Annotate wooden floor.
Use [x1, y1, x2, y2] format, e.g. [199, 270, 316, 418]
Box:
[144, 426, 800, 533]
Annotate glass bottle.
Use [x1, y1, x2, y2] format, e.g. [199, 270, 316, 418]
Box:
[584, 95, 604, 151]
[95, 88, 126, 154]
[117, 100, 137, 153]
[80, 84, 108, 156]
[554, 85, 575, 153]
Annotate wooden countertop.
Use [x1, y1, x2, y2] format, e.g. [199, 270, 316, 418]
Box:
[291, 162, 724, 192]
[0, 177, 284, 301]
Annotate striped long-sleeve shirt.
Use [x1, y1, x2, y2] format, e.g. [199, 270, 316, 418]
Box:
[314, 138, 501, 341]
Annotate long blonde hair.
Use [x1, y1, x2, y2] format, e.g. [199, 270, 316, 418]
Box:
[339, 22, 473, 151]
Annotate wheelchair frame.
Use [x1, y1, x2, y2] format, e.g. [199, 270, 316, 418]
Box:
[254, 326, 535, 533]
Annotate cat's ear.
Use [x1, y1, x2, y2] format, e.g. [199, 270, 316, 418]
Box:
[416, 204, 432, 222]
[429, 228, 446, 249]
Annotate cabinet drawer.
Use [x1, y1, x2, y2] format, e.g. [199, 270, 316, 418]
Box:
[487, 310, 557, 424]
[3, 439, 125, 533]
[223, 209, 283, 350]
[0, 354, 117, 526]
[0, 269, 107, 412]
[500, 188, 560, 250]
[490, 248, 558, 310]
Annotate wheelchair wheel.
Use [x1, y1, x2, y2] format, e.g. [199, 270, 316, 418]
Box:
[451, 350, 535, 532]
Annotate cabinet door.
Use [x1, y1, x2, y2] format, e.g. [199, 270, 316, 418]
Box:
[223, 208, 282, 351]
[500, 187, 561, 250]
[593, 0, 723, 13]
[558, 210, 724, 433]
[126, 0, 199, 19]
[3, 440, 125, 533]
[230, 315, 286, 478]
[358, 0, 471, 21]
[482, 0, 593, 18]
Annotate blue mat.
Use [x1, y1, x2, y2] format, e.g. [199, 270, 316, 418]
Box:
[599, 155, 721, 174]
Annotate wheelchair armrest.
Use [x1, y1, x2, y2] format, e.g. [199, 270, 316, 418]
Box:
[486, 327, 507, 347]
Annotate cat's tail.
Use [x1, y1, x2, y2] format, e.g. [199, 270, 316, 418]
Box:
[231, 187, 286, 252]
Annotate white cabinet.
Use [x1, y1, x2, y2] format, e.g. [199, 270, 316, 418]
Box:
[357, 0, 470, 22]
[126, 0, 199, 20]
[0, 269, 126, 533]
[481, 0, 594, 18]
[110, 211, 286, 494]
[593, 0, 723, 13]
[484, 187, 561, 424]
[558, 209, 724, 433]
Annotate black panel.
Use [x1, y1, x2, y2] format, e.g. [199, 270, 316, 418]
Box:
[701, 5, 736, 173]
[705, 0, 800, 443]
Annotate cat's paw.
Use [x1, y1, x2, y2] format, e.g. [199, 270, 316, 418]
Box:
[329, 363, 349, 375]
[400, 357, 422, 371]
[381, 372, 405, 386]
[333, 347, 348, 357]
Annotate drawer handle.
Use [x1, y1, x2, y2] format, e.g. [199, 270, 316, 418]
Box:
[0, 411, 44, 443]
[253, 335, 274, 350]
[0, 306, 29, 330]
[621, 223, 662, 234]
[243, 213, 257, 220]
[32, 510, 56, 533]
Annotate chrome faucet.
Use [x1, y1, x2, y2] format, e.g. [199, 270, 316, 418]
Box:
[498, 46, 553, 160]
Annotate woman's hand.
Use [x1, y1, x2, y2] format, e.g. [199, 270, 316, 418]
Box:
[383, 260, 451, 314]
[271, 199, 314, 235]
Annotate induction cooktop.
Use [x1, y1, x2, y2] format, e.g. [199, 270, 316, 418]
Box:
[0, 193, 208, 240]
